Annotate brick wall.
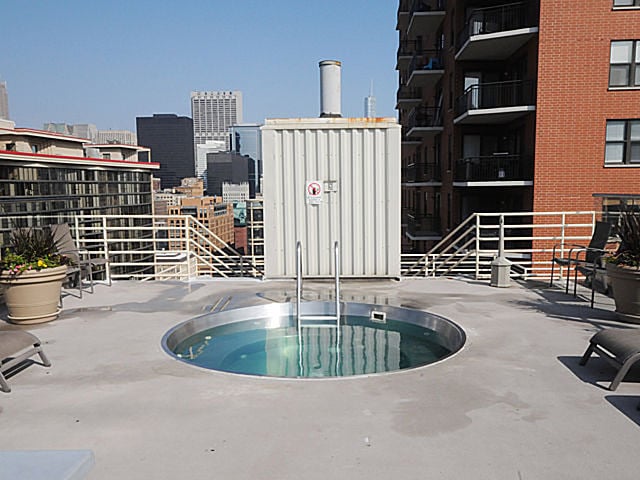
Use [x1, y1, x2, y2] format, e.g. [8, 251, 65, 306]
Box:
[535, 0, 640, 213]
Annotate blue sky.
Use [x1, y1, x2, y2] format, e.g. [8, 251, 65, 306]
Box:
[2, 0, 399, 132]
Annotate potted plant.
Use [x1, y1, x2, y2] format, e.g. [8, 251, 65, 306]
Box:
[0, 227, 69, 324]
[606, 207, 640, 323]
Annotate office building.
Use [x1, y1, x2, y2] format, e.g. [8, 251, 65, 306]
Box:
[0, 119, 158, 276]
[97, 130, 137, 145]
[195, 140, 226, 191]
[136, 114, 195, 189]
[0, 81, 8, 120]
[396, 0, 640, 252]
[206, 152, 255, 199]
[191, 91, 242, 151]
[43, 123, 98, 142]
[230, 123, 262, 194]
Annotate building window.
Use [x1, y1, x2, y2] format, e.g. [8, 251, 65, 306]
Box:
[613, 0, 640, 6]
[605, 120, 640, 164]
[609, 41, 640, 87]
[102, 153, 111, 159]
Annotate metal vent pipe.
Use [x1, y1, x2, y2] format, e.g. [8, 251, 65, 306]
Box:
[319, 60, 342, 118]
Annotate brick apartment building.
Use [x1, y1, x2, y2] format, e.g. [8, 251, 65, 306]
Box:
[397, 0, 640, 252]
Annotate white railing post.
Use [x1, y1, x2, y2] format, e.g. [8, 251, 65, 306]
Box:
[101, 216, 110, 285]
[475, 214, 481, 279]
[185, 217, 192, 279]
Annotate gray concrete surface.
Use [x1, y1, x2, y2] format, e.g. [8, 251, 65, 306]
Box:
[1, 277, 639, 479]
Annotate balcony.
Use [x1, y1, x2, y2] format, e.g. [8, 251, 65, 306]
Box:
[401, 127, 422, 146]
[407, 106, 443, 137]
[406, 50, 444, 89]
[407, 0, 446, 38]
[396, 40, 422, 70]
[453, 154, 533, 186]
[406, 212, 442, 240]
[396, 85, 423, 110]
[402, 162, 442, 186]
[455, 2, 538, 61]
[454, 80, 536, 124]
[396, 0, 410, 31]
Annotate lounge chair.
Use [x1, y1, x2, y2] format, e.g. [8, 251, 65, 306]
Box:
[549, 220, 612, 307]
[50, 223, 111, 297]
[580, 328, 640, 391]
[0, 330, 51, 393]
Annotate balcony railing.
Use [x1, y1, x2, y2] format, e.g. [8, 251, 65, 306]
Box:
[407, 213, 441, 237]
[410, 0, 446, 15]
[455, 79, 536, 117]
[456, 2, 534, 50]
[408, 50, 444, 73]
[454, 154, 533, 182]
[397, 85, 423, 101]
[403, 162, 442, 183]
[407, 106, 443, 129]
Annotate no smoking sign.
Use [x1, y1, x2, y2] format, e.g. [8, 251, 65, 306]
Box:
[305, 180, 323, 205]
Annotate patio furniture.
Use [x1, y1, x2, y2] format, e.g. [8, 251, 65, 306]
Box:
[50, 223, 111, 297]
[579, 328, 640, 391]
[549, 220, 612, 307]
[0, 330, 51, 393]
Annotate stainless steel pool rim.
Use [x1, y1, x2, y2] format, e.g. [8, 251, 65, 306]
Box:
[161, 301, 466, 379]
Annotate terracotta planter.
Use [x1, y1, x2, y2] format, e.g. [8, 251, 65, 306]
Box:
[0, 266, 67, 324]
[606, 262, 640, 324]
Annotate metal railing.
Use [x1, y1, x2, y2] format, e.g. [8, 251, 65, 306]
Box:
[456, 1, 534, 50]
[407, 106, 443, 129]
[454, 154, 533, 182]
[397, 85, 423, 101]
[408, 50, 444, 74]
[407, 213, 442, 237]
[401, 211, 603, 280]
[410, 0, 446, 15]
[403, 162, 442, 183]
[0, 214, 263, 281]
[455, 79, 536, 117]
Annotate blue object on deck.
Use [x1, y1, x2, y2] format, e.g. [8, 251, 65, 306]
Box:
[0, 450, 95, 480]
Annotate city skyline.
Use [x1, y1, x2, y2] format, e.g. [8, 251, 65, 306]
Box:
[2, 0, 398, 132]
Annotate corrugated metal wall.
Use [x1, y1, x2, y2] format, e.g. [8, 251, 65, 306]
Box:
[262, 118, 401, 278]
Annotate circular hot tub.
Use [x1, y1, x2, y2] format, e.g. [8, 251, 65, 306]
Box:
[162, 301, 465, 378]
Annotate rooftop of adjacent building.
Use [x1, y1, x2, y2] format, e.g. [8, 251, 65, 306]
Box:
[1, 277, 638, 478]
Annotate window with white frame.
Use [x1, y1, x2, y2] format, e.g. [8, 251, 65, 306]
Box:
[605, 120, 640, 164]
[613, 0, 640, 6]
[609, 41, 640, 87]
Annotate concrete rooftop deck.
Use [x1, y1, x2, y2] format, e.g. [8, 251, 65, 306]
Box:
[1, 277, 640, 479]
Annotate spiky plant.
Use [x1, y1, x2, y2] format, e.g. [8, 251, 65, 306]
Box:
[610, 206, 640, 268]
[1, 227, 67, 274]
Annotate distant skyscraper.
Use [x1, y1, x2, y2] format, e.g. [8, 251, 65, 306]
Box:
[0, 81, 8, 120]
[191, 91, 242, 151]
[97, 130, 137, 145]
[43, 123, 97, 142]
[136, 114, 195, 189]
[231, 124, 262, 194]
[364, 81, 376, 118]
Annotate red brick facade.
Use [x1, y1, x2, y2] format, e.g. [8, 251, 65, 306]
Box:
[534, 1, 640, 213]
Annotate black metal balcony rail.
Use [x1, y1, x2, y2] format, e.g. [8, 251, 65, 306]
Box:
[398, 39, 419, 57]
[454, 79, 536, 117]
[398, 0, 411, 14]
[397, 85, 423, 101]
[408, 50, 444, 73]
[410, 0, 446, 16]
[400, 127, 421, 143]
[456, 2, 535, 50]
[407, 213, 442, 236]
[403, 162, 442, 183]
[407, 106, 443, 129]
[454, 154, 533, 182]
